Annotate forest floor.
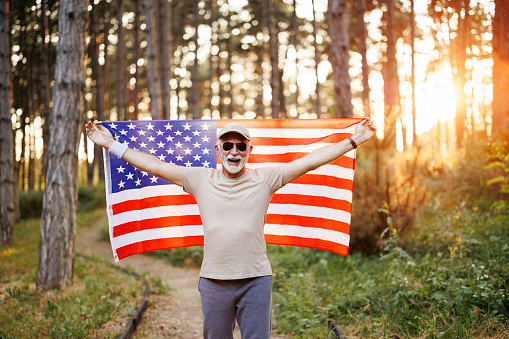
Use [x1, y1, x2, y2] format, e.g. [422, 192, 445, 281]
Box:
[75, 218, 290, 339]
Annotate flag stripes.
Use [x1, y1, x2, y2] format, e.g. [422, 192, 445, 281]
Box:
[103, 118, 361, 261]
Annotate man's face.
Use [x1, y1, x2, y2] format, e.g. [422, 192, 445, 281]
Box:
[215, 133, 253, 178]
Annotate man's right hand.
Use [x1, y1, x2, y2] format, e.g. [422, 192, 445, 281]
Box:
[85, 120, 115, 149]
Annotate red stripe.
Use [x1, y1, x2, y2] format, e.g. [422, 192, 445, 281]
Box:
[218, 118, 362, 129]
[112, 194, 197, 214]
[264, 234, 349, 256]
[265, 214, 350, 233]
[116, 236, 204, 260]
[113, 215, 203, 237]
[270, 194, 352, 212]
[290, 174, 353, 190]
[250, 133, 352, 146]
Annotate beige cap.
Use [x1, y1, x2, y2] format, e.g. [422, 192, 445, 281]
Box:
[217, 123, 250, 140]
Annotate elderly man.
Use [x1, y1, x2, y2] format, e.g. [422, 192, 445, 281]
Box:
[85, 118, 375, 339]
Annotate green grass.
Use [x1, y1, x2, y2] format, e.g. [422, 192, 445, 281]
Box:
[0, 210, 145, 339]
[268, 206, 509, 338]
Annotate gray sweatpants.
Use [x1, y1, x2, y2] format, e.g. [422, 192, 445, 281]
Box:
[198, 275, 272, 339]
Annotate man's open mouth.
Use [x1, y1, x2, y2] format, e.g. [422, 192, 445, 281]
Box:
[228, 158, 241, 165]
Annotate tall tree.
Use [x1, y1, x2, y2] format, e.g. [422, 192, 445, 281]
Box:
[37, 0, 86, 291]
[383, 0, 399, 148]
[191, 0, 200, 119]
[90, 0, 105, 182]
[143, 0, 163, 119]
[157, 0, 172, 119]
[40, 0, 52, 187]
[453, 0, 469, 148]
[0, 0, 15, 246]
[328, 0, 353, 118]
[116, 0, 128, 120]
[410, 0, 417, 146]
[312, 0, 321, 118]
[266, 0, 280, 118]
[357, 0, 371, 117]
[492, 0, 509, 140]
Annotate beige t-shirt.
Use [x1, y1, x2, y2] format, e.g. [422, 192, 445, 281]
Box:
[182, 165, 285, 279]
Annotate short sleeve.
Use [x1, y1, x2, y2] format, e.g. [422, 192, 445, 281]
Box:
[256, 164, 286, 194]
[182, 167, 210, 196]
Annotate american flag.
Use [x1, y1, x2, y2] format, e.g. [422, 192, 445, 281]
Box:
[102, 118, 361, 262]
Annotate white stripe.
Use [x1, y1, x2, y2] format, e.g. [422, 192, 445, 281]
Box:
[234, 164, 356, 179]
[251, 146, 356, 158]
[112, 225, 204, 249]
[264, 224, 350, 246]
[279, 183, 353, 202]
[248, 126, 357, 138]
[111, 204, 201, 227]
[267, 204, 351, 224]
[110, 184, 187, 205]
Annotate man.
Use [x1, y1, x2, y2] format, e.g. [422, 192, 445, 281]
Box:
[85, 118, 375, 339]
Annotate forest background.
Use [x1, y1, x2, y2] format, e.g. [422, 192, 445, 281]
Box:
[0, 0, 508, 337]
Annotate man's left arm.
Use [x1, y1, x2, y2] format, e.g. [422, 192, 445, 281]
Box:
[282, 118, 376, 185]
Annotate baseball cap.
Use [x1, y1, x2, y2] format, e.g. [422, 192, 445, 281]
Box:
[217, 123, 250, 140]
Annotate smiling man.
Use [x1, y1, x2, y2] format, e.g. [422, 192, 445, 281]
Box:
[85, 119, 375, 339]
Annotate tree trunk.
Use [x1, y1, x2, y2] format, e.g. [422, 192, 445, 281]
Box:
[131, 0, 141, 120]
[90, 0, 104, 182]
[454, 0, 468, 148]
[492, 0, 509, 140]
[157, 0, 171, 119]
[191, 0, 200, 119]
[36, 0, 86, 291]
[143, 0, 163, 119]
[357, 0, 370, 117]
[290, 0, 300, 116]
[312, 0, 321, 118]
[383, 0, 399, 148]
[0, 0, 15, 246]
[40, 0, 51, 187]
[411, 0, 417, 146]
[116, 0, 128, 120]
[328, 0, 353, 118]
[266, 0, 280, 119]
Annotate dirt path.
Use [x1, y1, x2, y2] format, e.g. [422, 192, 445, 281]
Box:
[76, 222, 289, 338]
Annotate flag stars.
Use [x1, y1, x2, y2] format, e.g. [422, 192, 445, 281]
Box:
[157, 141, 165, 148]
[117, 165, 125, 173]
[135, 178, 141, 186]
[175, 130, 182, 136]
[166, 135, 174, 142]
[148, 136, 156, 142]
[148, 148, 157, 155]
[120, 129, 128, 135]
[185, 161, 192, 167]
[166, 148, 174, 154]
[138, 130, 146, 136]
[192, 130, 201, 136]
[130, 135, 138, 142]
[183, 122, 191, 130]
[118, 181, 125, 189]
[184, 135, 192, 142]
[175, 141, 183, 148]
[202, 148, 210, 154]
[193, 142, 201, 148]
[146, 123, 154, 130]
[156, 130, 164, 136]
[109, 123, 117, 129]
[164, 123, 173, 130]
[139, 142, 147, 148]
[127, 122, 136, 129]
[158, 154, 166, 161]
[201, 123, 210, 130]
[202, 160, 210, 168]
[202, 136, 210, 142]
[193, 154, 202, 161]
[176, 155, 183, 161]
[150, 176, 158, 183]
[184, 148, 192, 155]
[126, 172, 134, 180]
[141, 171, 149, 176]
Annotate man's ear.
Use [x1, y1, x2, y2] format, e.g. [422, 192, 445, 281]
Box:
[214, 144, 219, 154]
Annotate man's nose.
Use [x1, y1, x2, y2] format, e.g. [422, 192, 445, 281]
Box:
[230, 145, 239, 155]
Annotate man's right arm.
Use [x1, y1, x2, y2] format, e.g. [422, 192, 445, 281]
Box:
[85, 120, 184, 187]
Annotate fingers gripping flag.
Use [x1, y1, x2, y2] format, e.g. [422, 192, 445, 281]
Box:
[102, 119, 362, 262]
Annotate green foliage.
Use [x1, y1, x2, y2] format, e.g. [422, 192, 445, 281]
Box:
[269, 144, 509, 338]
[19, 184, 106, 220]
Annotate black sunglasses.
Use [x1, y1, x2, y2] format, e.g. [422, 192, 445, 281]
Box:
[222, 142, 247, 152]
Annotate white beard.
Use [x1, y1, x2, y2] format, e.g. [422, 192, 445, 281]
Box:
[219, 152, 248, 174]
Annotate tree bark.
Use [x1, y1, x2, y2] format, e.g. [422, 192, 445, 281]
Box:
[40, 0, 52, 187]
[328, 0, 353, 118]
[191, 0, 200, 119]
[357, 0, 370, 117]
[266, 0, 280, 119]
[143, 0, 163, 119]
[36, 0, 86, 291]
[116, 0, 128, 120]
[90, 0, 104, 182]
[312, 0, 321, 118]
[0, 0, 15, 246]
[157, 0, 171, 119]
[383, 0, 399, 148]
[454, 0, 468, 148]
[492, 0, 509, 140]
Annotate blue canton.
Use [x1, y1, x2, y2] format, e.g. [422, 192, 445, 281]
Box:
[103, 120, 217, 193]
